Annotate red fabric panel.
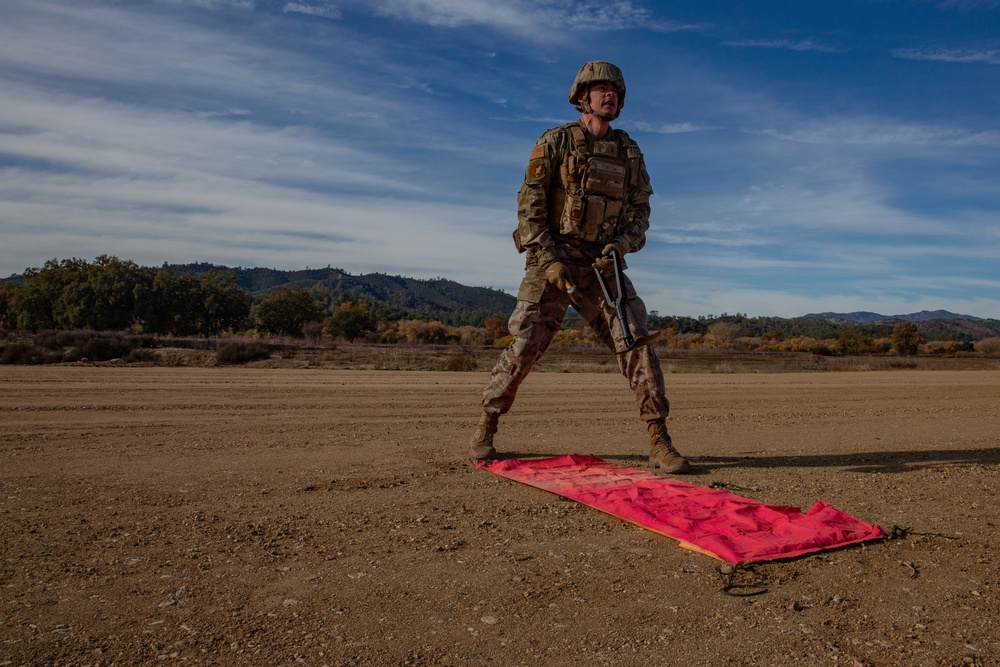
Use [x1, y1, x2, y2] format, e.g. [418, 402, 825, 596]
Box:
[475, 455, 887, 564]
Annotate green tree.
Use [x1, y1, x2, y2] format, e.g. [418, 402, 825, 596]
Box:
[198, 271, 250, 335]
[323, 301, 377, 342]
[0, 282, 20, 330]
[10, 258, 82, 331]
[7, 256, 143, 331]
[891, 321, 922, 355]
[133, 269, 248, 336]
[256, 287, 320, 337]
[80, 255, 142, 330]
[134, 268, 190, 335]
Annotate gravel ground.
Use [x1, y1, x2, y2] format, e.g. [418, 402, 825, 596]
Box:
[1, 366, 998, 666]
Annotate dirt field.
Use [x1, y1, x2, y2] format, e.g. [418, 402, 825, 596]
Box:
[2, 365, 999, 666]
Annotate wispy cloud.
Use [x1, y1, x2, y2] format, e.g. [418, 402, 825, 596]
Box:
[283, 2, 341, 19]
[723, 39, 845, 53]
[630, 121, 714, 134]
[350, 0, 698, 39]
[932, 0, 1000, 10]
[754, 118, 1000, 148]
[892, 47, 1000, 64]
[157, 0, 254, 9]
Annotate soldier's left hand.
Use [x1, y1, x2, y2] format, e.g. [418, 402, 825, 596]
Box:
[593, 241, 627, 273]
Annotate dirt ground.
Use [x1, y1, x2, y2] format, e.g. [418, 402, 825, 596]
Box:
[2, 365, 999, 666]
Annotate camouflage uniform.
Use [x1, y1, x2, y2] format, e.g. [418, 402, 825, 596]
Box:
[471, 61, 687, 473]
[480, 119, 669, 422]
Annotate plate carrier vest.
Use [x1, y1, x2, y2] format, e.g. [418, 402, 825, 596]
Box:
[551, 122, 643, 246]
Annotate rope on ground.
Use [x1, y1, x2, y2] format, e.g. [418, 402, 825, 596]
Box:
[716, 564, 768, 597]
[887, 525, 958, 541]
[709, 481, 757, 494]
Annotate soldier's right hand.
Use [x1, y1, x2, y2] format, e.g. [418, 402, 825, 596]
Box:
[544, 261, 574, 292]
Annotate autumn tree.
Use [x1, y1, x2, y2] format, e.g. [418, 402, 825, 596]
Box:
[891, 321, 923, 355]
[484, 313, 508, 344]
[707, 321, 744, 350]
[837, 328, 878, 355]
[323, 301, 377, 342]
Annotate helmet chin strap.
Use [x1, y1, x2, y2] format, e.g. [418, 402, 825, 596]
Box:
[580, 92, 620, 121]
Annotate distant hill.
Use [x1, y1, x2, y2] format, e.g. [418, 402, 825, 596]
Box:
[803, 310, 983, 323]
[802, 310, 1000, 341]
[163, 263, 517, 321]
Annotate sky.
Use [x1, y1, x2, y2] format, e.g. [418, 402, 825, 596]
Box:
[2, 0, 999, 319]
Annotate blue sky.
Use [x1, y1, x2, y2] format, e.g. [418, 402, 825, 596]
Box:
[2, 0, 999, 318]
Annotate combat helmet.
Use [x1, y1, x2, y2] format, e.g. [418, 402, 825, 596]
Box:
[569, 60, 626, 120]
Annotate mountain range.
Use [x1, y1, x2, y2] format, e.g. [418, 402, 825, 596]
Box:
[163, 263, 517, 322]
[802, 310, 983, 324]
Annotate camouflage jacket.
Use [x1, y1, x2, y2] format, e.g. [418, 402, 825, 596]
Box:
[514, 120, 653, 267]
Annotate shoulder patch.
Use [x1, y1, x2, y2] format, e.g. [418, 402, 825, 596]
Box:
[526, 158, 546, 182]
[529, 145, 545, 160]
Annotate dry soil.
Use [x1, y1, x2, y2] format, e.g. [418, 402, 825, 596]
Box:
[2, 366, 999, 666]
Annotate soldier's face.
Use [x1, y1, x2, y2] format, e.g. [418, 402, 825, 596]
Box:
[583, 82, 619, 116]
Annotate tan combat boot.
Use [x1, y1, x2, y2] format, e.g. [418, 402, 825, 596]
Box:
[648, 419, 690, 474]
[469, 412, 500, 460]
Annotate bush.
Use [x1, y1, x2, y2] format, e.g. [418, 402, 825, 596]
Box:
[493, 335, 513, 349]
[441, 352, 478, 372]
[216, 340, 272, 365]
[80, 334, 132, 361]
[976, 337, 1000, 356]
[0, 342, 45, 365]
[125, 348, 161, 363]
[1, 330, 141, 363]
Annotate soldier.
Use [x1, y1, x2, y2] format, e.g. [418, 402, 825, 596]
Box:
[469, 61, 690, 474]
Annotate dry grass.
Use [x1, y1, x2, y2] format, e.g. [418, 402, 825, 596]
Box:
[5, 332, 999, 372]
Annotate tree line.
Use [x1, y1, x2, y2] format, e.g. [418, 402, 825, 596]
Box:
[3, 256, 1000, 358]
[0, 256, 499, 341]
[0, 257, 250, 336]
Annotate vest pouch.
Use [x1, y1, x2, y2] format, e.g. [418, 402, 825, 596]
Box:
[600, 199, 624, 241]
[582, 195, 607, 242]
[584, 159, 627, 198]
[559, 190, 586, 236]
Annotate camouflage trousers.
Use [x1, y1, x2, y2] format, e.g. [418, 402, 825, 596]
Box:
[480, 261, 669, 423]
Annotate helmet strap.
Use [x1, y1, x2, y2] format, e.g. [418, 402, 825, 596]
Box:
[579, 87, 620, 121]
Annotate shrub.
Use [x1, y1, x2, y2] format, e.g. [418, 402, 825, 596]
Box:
[0, 342, 45, 365]
[31, 330, 135, 362]
[441, 352, 478, 372]
[976, 337, 1000, 356]
[493, 335, 513, 349]
[216, 340, 272, 365]
[80, 333, 132, 361]
[125, 348, 161, 363]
